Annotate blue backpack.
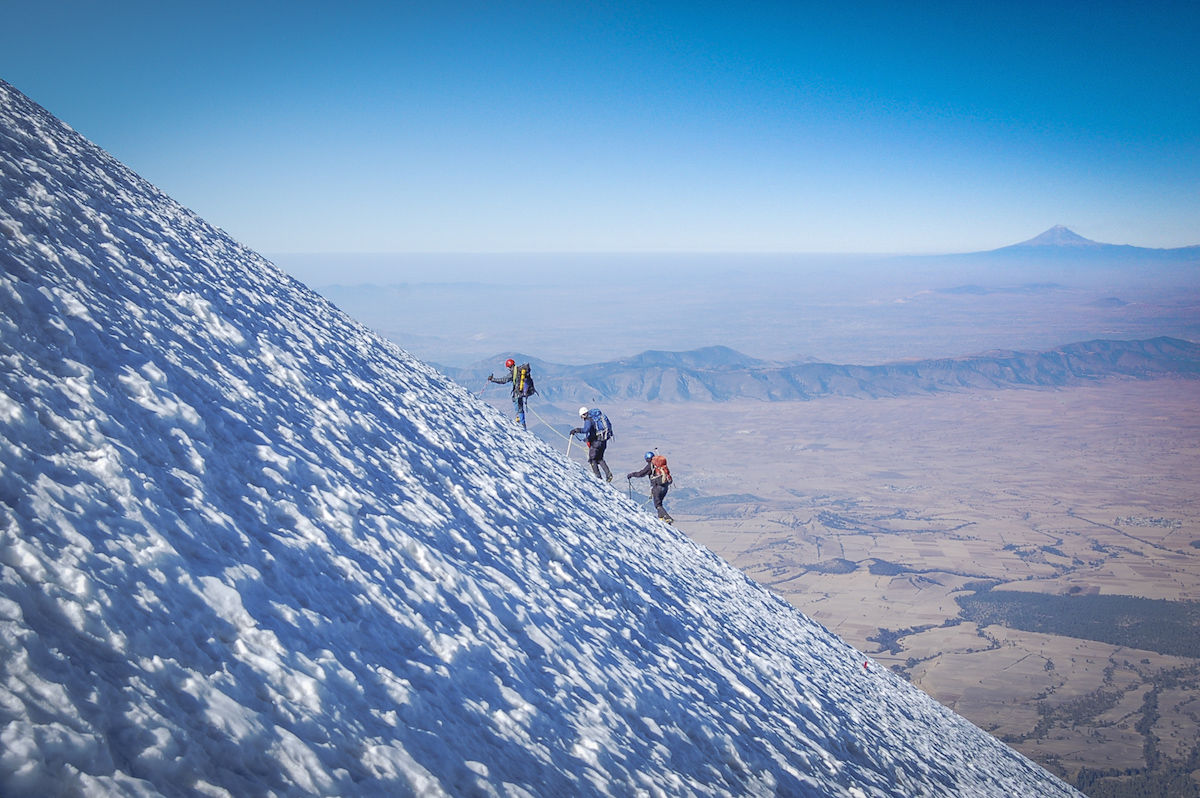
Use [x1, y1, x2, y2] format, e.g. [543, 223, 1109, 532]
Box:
[588, 408, 613, 442]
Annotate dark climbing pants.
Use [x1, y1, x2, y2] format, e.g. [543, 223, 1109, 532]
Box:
[588, 440, 612, 480]
[651, 483, 671, 519]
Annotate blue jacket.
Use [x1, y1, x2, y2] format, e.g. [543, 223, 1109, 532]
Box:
[573, 410, 611, 443]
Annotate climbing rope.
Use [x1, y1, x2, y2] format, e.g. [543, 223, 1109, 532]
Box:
[527, 405, 573, 444]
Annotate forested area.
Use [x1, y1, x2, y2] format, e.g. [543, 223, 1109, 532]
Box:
[955, 590, 1200, 658]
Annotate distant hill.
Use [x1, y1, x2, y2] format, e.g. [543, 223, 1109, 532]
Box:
[445, 337, 1200, 403]
[611, 344, 777, 371]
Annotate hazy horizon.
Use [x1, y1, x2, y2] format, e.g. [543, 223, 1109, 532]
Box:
[270, 251, 1200, 368]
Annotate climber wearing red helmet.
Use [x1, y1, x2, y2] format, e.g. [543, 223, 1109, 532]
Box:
[486, 357, 536, 429]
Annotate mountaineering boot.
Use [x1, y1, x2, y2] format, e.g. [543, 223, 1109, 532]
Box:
[606, 474, 614, 483]
[662, 515, 674, 525]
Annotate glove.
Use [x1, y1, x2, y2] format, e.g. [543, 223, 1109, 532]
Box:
[625, 474, 633, 480]
[487, 375, 495, 382]
[570, 427, 582, 436]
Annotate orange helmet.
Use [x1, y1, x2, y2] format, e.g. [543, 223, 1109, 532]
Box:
[505, 358, 515, 368]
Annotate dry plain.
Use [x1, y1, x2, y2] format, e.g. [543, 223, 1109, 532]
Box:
[568, 378, 1200, 793]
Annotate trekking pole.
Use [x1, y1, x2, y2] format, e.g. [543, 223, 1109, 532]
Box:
[566, 434, 572, 458]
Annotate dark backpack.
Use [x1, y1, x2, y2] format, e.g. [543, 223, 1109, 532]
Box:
[588, 408, 612, 442]
[650, 455, 672, 485]
[515, 363, 536, 397]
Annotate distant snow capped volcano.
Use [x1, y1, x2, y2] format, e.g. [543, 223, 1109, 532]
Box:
[0, 79, 1080, 797]
[1014, 225, 1103, 248]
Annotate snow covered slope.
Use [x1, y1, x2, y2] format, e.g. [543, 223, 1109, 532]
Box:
[0, 80, 1079, 797]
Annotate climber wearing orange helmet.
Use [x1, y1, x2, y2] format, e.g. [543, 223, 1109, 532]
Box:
[487, 357, 536, 429]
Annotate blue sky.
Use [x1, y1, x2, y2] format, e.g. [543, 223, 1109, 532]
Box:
[4, 1, 1198, 255]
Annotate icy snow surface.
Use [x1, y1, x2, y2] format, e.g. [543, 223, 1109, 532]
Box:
[0, 80, 1080, 797]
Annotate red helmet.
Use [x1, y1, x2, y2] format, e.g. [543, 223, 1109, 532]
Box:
[505, 358, 515, 368]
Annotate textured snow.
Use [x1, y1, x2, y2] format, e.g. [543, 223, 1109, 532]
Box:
[0, 79, 1080, 797]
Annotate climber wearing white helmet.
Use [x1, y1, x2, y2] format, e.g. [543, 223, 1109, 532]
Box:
[570, 406, 614, 482]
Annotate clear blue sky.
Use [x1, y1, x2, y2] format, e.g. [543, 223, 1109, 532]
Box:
[4, 1, 1198, 254]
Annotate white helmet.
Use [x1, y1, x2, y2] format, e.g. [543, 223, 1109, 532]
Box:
[578, 406, 589, 418]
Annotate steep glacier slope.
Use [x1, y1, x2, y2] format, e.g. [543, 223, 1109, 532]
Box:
[0, 80, 1078, 797]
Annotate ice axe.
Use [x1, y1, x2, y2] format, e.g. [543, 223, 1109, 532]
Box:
[473, 376, 494, 397]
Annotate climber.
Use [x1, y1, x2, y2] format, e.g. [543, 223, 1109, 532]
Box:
[487, 358, 535, 429]
[570, 406, 613, 482]
[627, 451, 674, 524]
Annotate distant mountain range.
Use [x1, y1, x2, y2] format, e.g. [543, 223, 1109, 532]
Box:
[445, 337, 1200, 403]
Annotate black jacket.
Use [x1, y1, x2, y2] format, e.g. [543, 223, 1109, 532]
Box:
[627, 460, 668, 486]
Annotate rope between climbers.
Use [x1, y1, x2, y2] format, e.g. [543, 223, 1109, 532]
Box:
[527, 406, 572, 442]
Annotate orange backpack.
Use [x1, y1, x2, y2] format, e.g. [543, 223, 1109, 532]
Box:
[650, 455, 673, 485]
